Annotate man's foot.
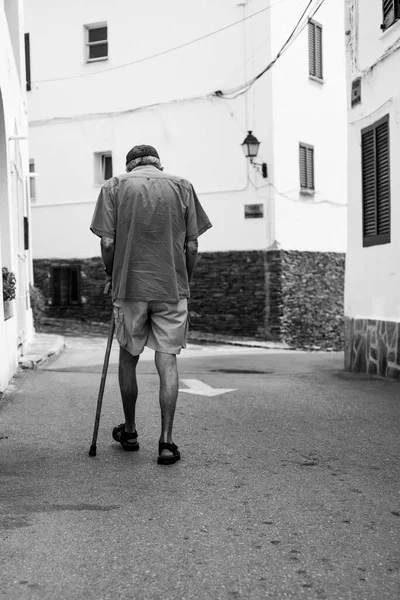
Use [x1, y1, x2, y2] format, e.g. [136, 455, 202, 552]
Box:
[157, 442, 180, 465]
[112, 423, 139, 451]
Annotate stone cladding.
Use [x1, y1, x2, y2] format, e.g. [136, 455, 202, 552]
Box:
[345, 317, 400, 380]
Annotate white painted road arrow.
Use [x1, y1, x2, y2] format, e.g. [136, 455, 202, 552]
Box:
[179, 379, 236, 397]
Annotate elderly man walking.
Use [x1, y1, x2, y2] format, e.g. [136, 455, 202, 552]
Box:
[90, 145, 212, 464]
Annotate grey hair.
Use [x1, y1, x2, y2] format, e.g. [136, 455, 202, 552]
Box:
[126, 155, 163, 172]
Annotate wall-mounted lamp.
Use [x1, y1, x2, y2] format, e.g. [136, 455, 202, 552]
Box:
[241, 130, 268, 178]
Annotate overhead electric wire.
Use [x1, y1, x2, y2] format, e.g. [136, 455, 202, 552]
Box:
[30, 0, 329, 127]
[217, 0, 326, 100]
[32, 0, 292, 84]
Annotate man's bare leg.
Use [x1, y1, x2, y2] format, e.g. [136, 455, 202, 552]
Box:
[119, 347, 140, 437]
[155, 351, 179, 456]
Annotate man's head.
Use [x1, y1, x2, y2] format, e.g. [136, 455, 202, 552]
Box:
[125, 144, 162, 172]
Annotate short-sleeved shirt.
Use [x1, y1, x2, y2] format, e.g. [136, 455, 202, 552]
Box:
[90, 165, 212, 302]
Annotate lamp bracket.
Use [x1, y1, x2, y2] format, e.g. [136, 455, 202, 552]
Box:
[250, 160, 268, 179]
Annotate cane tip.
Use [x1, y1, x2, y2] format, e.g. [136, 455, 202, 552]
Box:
[89, 445, 97, 457]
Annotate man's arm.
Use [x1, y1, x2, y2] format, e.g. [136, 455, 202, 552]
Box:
[185, 239, 198, 283]
[101, 236, 115, 279]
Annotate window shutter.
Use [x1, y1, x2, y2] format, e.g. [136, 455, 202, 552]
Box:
[300, 145, 307, 188]
[383, 0, 395, 28]
[306, 147, 314, 189]
[315, 25, 323, 79]
[376, 121, 390, 235]
[24, 33, 31, 91]
[362, 116, 390, 246]
[361, 130, 377, 238]
[308, 22, 316, 76]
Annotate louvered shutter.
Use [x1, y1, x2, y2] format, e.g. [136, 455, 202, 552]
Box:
[361, 131, 377, 238]
[300, 144, 314, 190]
[362, 116, 390, 246]
[306, 147, 314, 189]
[315, 25, 323, 79]
[300, 145, 307, 188]
[308, 22, 316, 77]
[383, 0, 395, 29]
[376, 121, 390, 235]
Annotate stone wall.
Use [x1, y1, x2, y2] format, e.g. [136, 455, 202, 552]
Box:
[189, 251, 269, 339]
[33, 249, 345, 349]
[267, 250, 345, 350]
[345, 317, 400, 380]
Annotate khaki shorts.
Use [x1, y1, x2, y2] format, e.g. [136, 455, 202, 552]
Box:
[113, 298, 188, 356]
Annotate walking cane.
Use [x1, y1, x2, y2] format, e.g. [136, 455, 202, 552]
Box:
[89, 281, 115, 457]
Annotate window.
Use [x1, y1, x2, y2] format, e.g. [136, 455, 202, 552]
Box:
[25, 33, 31, 91]
[245, 204, 264, 219]
[361, 115, 391, 247]
[85, 24, 108, 62]
[299, 143, 314, 191]
[308, 20, 323, 80]
[29, 159, 36, 201]
[24, 217, 29, 250]
[94, 152, 113, 183]
[52, 266, 81, 306]
[351, 77, 362, 107]
[381, 0, 400, 30]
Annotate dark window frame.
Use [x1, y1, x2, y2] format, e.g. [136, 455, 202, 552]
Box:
[361, 115, 391, 248]
[51, 265, 81, 307]
[102, 153, 113, 180]
[308, 19, 323, 81]
[24, 33, 31, 91]
[381, 0, 400, 30]
[24, 217, 29, 250]
[299, 142, 315, 192]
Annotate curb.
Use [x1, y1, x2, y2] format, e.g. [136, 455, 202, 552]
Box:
[18, 334, 66, 370]
[187, 332, 290, 350]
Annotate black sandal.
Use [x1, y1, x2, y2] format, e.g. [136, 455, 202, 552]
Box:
[158, 442, 181, 465]
[112, 423, 139, 451]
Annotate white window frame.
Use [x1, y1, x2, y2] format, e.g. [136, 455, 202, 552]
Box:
[85, 22, 108, 63]
[94, 151, 113, 184]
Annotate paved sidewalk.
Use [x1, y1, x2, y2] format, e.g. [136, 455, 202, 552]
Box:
[18, 333, 65, 370]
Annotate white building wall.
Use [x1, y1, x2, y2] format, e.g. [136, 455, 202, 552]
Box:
[271, 0, 347, 252]
[345, 1, 400, 321]
[26, 0, 346, 259]
[0, 0, 34, 393]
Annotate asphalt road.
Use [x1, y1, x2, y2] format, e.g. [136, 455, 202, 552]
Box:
[0, 338, 399, 600]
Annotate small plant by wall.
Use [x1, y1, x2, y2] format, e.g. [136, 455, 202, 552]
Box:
[29, 284, 47, 329]
[2, 267, 16, 321]
[2, 267, 16, 302]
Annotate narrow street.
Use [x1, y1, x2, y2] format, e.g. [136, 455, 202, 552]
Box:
[0, 338, 399, 600]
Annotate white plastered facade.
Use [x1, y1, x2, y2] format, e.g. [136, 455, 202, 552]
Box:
[25, 0, 347, 259]
[0, 0, 34, 392]
[345, 0, 400, 322]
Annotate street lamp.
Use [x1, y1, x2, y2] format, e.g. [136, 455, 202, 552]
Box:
[241, 130, 268, 178]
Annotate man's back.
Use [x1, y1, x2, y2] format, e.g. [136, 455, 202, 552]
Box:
[91, 164, 211, 302]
